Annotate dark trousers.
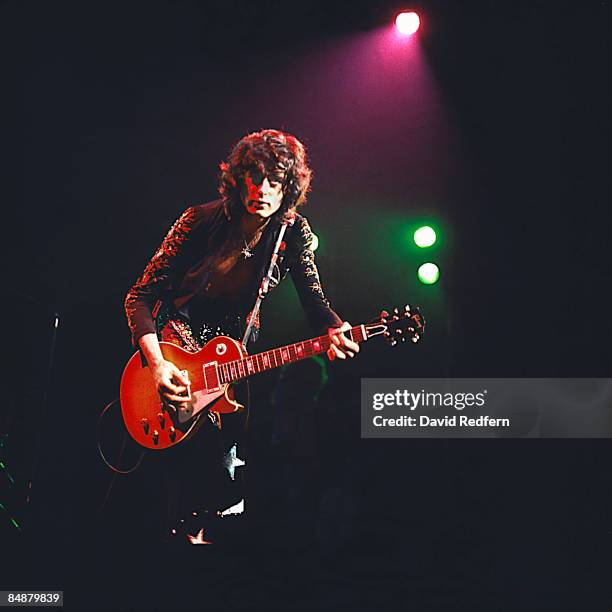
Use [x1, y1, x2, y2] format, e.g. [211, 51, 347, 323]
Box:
[157, 319, 248, 543]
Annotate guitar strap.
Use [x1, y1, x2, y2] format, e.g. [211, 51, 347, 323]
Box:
[242, 213, 295, 346]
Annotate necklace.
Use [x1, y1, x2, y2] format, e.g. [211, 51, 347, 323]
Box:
[240, 219, 270, 259]
[241, 240, 255, 259]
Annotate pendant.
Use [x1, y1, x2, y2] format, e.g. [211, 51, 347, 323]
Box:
[241, 246, 253, 259]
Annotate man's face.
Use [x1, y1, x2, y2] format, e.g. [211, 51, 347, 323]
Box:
[242, 168, 285, 219]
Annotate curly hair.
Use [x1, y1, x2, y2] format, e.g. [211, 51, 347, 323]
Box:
[218, 129, 313, 219]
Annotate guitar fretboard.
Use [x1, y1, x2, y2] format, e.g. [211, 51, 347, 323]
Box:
[217, 326, 366, 384]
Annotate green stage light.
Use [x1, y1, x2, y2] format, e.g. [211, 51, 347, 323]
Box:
[414, 226, 437, 248]
[418, 262, 440, 285]
[310, 233, 319, 252]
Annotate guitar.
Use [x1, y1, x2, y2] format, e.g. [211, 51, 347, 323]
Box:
[120, 305, 425, 450]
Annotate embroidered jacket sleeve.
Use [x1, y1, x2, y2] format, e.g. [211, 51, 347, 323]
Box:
[289, 216, 343, 334]
[124, 206, 200, 346]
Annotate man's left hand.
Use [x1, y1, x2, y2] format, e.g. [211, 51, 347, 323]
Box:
[327, 322, 360, 361]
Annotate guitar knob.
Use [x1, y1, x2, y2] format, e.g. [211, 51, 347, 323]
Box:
[140, 418, 149, 434]
[152, 430, 160, 445]
[157, 413, 166, 429]
[169, 426, 176, 441]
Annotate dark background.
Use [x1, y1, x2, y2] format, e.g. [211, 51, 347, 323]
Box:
[1, 0, 610, 610]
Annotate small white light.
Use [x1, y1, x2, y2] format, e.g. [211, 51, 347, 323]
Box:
[395, 12, 420, 36]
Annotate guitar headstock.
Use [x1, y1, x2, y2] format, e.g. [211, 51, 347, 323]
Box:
[365, 305, 425, 346]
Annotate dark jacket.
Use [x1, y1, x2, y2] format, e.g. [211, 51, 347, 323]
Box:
[124, 199, 342, 346]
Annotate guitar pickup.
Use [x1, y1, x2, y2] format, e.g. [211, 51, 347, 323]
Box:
[202, 362, 221, 392]
[180, 370, 192, 400]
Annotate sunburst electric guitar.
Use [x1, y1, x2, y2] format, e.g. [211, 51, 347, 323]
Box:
[120, 305, 425, 450]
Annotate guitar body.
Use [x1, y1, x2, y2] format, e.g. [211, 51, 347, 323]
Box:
[120, 337, 246, 450]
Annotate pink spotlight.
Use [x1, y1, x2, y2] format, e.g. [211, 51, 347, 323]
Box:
[395, 11, 420, 36]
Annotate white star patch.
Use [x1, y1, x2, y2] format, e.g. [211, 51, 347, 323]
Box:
[223, 443, 245, 480]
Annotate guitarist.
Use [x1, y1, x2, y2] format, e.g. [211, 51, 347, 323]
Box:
[124, 129, 359, 543]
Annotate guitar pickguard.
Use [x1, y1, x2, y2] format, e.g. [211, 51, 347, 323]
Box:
[176, 386, 227, 423]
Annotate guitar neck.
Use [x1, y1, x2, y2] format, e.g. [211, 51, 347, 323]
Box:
[217, 325, 368, 384]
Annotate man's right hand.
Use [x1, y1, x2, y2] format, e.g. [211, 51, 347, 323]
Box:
[138, 333, 191, 408]
[151, 359, 190, 406]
